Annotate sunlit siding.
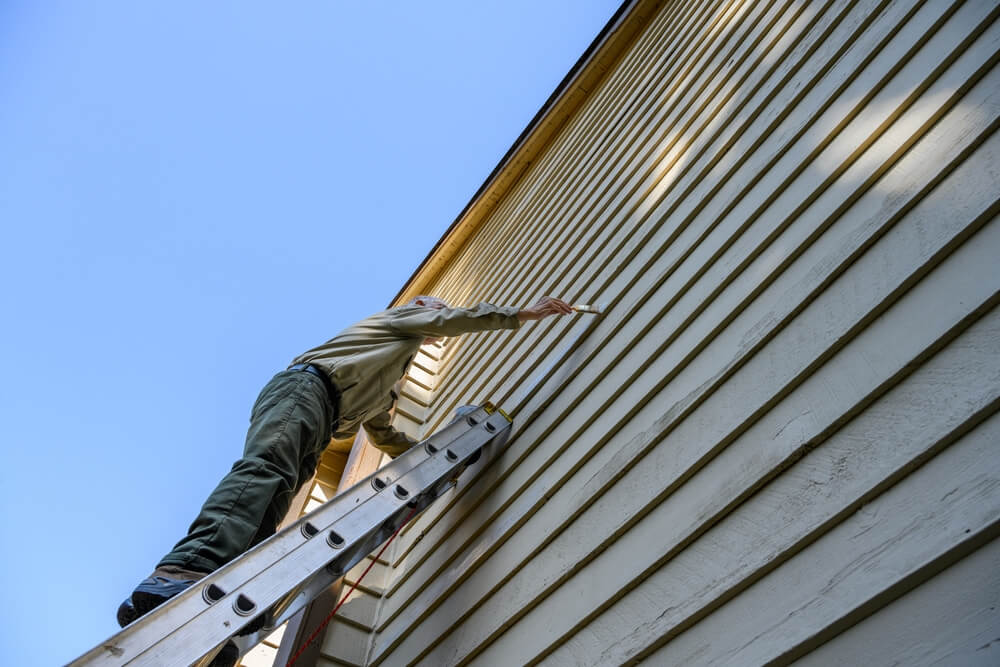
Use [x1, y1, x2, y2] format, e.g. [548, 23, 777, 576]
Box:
[314, 0, 1000, 664]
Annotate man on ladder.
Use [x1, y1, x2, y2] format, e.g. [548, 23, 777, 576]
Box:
[117, 295, 573, 627]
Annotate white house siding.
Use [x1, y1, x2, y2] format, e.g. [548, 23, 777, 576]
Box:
[314, 0, 1000, 664]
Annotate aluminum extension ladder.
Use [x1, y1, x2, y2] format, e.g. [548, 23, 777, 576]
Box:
[69, 404, 512, 667]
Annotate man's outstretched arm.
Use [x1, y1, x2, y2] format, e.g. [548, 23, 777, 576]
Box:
[390, 296, 574, 339]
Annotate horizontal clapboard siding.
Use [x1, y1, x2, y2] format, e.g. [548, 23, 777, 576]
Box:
[318, 0, 1000, 665]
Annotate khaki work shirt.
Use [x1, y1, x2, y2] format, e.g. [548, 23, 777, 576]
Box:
[291, 302, 521, 457]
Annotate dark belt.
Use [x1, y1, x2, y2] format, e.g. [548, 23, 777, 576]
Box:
[288, 363, 341, 415]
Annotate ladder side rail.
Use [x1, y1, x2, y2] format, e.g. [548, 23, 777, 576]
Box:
[264, 471, 456, 628]
[134, 413, 510, 666]
[248, 415, 511, 649]
[70, 407, 506, 666]
[68, 407, 485, 667]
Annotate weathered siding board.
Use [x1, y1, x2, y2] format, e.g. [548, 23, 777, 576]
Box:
[316, 617, 369, 667]
[487, 292, 1000, 666]
[404, 187, 1000, 665]
[636, 410, 1000, 666]
[330, 586, 379, 633]
[789, 536, 1000, 667]
[337, 1, 1000, 665]
[377, 3, 999, 646]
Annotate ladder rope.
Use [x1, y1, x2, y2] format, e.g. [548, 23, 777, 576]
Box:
[286, 505, 420, 667]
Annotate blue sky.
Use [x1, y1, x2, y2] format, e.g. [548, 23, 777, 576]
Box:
[0, 2, 619, 663]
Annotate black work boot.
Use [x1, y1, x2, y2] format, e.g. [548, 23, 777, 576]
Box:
[117, 565, 208, 627]
[116, 596, 139, 627]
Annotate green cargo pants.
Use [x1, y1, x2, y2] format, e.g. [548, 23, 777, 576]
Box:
[158, 368, 336, 574]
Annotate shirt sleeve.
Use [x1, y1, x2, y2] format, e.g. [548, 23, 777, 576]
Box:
[362, 410, 418, 458]
[389, 303, 521, 338]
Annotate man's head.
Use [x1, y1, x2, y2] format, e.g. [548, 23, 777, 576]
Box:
[409, 295, 448, 310]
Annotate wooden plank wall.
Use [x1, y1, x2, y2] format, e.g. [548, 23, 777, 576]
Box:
[318, 0, 1000, 664]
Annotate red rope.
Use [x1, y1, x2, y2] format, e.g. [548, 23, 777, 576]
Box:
[286, 506, 419, 667]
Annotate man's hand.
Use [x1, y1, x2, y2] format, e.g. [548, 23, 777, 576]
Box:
[517, 296, 575, 322]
